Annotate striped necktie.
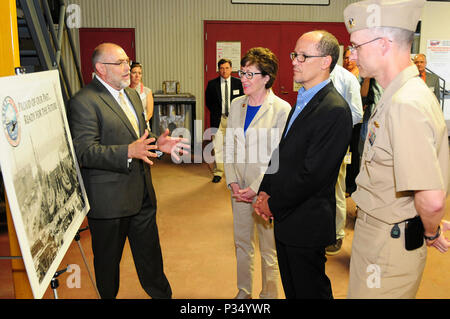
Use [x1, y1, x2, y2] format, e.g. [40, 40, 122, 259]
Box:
[119, 92, 139, 136]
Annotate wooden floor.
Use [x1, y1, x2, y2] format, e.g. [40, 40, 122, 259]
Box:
[0, 156, 449, 299]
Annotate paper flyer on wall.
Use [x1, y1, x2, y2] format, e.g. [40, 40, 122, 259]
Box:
[0, 70, 89, 298]
[426, 39, 450, 91]
[216, 41, 241, 72]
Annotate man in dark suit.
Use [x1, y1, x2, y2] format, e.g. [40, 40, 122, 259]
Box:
[414, 53, 441, 104]
[253, 30, 353, 299]
[205, 58, 244, 183]
[68, 43, 186, 299]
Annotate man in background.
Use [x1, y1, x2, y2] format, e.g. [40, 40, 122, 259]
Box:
[327, 63, 363, 255]
[205, 58, 244, 183]
[413, 53, 441, 104]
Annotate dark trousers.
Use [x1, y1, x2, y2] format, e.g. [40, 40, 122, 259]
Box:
[346, 124, 361, 195]
[88, 190, 172, 299]
[275, 239, 333, 299]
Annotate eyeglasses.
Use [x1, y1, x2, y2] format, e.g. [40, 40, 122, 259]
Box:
[349, 37, 385, 53]
[290, 52, 326, 63]
[238, 70, 263, 80]
[100, 59, 132, 67]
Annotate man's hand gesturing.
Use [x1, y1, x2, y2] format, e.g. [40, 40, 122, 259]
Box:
[128, 130, 158, 165]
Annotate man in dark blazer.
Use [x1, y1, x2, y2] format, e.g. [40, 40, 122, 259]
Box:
[254, 31, 353, 299]
[68, 43, 186, 299]
[205, 58, 244, 183]
[414, 53, 441, 104]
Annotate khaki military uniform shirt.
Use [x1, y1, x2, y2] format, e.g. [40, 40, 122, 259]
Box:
[353, 65, 449, 224]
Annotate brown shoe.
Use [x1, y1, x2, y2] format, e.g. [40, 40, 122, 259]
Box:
[234, 290, 252, 299]
[325, 238, 343, 256]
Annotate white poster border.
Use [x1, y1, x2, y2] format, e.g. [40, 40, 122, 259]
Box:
[0, 70, 89, 298]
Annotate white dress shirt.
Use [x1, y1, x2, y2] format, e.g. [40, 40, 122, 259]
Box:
[330, 64, 363, 126]
[95, 74, 139, 124]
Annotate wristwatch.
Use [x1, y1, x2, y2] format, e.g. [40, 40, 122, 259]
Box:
[424, 225, 441, 241]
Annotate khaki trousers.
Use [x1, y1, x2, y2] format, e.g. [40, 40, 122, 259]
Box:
[335, 159, 347, 240]
[231, 197, 280, 299]
[348, 209, 427, 299]
[212, 116, 227, 177]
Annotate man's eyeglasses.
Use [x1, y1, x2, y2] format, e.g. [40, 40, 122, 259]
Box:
[290, 52, 326, 63]
[238, 70, 263, 80]
[349, 37, 387, 53]
[100, 59, 132, 67]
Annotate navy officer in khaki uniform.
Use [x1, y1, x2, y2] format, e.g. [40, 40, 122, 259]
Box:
[344, 0, 450, 298]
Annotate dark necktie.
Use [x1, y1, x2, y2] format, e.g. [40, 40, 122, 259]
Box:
[224, 80, 229, 117]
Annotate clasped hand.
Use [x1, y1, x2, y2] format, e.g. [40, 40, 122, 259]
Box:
[230, 183, 256, 203]
[128, 129, 189, 165]
[252, 191, 273, 222]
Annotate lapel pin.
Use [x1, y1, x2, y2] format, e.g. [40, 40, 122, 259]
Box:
[374, 121, 380, 128]
[348, 18, 355, 28]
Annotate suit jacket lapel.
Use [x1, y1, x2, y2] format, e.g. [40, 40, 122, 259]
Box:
[237, 92, 272, 146]
[215, 77, 222, 104]
[238, 96, 248, 130]
[281, 105, 295, 139]
[248, 90, 272, 127]
[281, 82, 333, 143]
[237, 97, 270, 130]
[124, 87, 145, 136]
[92, 78, 140, 138]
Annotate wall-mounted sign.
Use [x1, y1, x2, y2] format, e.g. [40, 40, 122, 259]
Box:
[426, 39, 450, 91]
[216, 41, 241, 72]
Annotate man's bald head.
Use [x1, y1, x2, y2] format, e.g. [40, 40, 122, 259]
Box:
[413, 53, 427, 74]
[92, 43, 123, 73]
[91, 43, 131, 90]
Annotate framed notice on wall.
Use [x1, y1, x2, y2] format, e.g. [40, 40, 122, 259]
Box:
[216, 41, 241, 72]
[0, 70, 89, 298]
[426, 39, 450, 91]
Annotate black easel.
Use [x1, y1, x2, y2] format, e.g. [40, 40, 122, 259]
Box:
[74, 226, 100, 298]
[1, 226, 100, 299]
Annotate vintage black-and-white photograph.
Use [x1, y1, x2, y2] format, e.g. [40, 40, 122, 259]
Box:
[0, 70, 89, 298]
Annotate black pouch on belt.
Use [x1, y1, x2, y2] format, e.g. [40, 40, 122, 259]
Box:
[405, 215, 424, 251]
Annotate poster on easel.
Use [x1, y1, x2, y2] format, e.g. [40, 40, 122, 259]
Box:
[0, 70, 89, 298]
